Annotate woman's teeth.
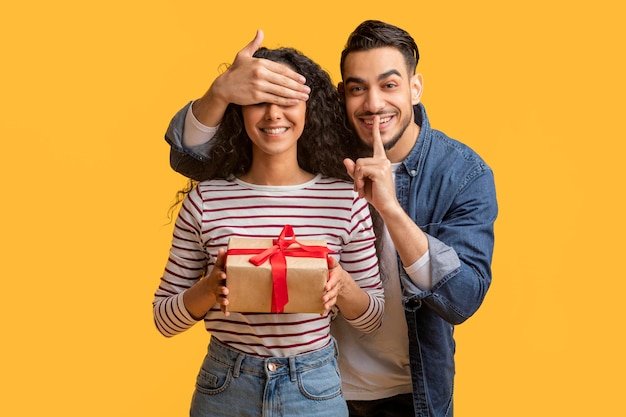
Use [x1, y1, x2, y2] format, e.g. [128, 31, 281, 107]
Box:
[262, 127, 288, 134]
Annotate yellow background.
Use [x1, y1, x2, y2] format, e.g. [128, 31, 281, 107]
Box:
[1, 1, 624, 415]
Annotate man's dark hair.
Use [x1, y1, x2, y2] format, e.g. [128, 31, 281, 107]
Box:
[340, 20, 419, 78]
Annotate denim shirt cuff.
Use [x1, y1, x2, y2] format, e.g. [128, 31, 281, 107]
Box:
[426, 234, 461, 287]
[401, 277, 425, 311]
[165, 101, 214, 162]
[401, 234, 461, 310]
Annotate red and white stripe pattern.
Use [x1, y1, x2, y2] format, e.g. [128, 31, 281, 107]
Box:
[153, 175, 384, 357]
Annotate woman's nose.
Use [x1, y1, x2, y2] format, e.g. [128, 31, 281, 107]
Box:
[265, 103, 282, 120]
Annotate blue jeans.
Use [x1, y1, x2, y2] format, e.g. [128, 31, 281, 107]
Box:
[190, 337, 348, 417]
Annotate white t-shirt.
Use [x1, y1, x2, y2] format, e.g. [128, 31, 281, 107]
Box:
[331, 163, 415, 400]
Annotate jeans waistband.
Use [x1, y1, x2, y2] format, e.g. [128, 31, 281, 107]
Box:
[207, 337, 338, 381]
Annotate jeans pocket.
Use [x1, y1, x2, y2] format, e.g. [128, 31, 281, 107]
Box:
[298, 359, 343, 400]
[194, 355, 233, 395]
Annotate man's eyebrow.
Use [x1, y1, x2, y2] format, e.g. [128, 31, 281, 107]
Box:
[344, 70, 403, 85]
[344, 76, 365, 85]
[379, 69, 402, 80]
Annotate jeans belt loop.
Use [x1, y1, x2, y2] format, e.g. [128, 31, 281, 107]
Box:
[288, 356, 297, 382]
[233, 352, 244, 378]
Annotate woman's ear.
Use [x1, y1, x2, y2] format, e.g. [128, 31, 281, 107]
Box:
[411, 73, 424, 105]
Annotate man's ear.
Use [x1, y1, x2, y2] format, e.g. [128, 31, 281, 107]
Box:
[337, 81, 345, 102]
[411, 73, 424, 105]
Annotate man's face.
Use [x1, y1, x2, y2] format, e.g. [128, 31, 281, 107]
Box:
[340, 47, 422, 162]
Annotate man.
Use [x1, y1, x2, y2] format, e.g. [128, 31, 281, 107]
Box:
[164, 21, 497, 417]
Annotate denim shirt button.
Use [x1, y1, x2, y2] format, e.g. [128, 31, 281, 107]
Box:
[407, 298, 422, 310]
[410, 169, 417, 176]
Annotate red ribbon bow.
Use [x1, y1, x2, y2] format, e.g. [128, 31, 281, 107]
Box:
[226, 225, 331, 313]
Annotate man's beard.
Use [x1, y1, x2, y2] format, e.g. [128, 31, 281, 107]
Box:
[355, 113, 411, 157]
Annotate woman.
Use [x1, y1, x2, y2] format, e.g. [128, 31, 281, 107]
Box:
[153, 47, 384, 417]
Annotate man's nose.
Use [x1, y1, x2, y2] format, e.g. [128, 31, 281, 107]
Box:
[364, 88, 385, 113]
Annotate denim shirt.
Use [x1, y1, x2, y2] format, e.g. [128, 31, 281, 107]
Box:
[399, 104, 497, 417]
[165, 102, 498, 417]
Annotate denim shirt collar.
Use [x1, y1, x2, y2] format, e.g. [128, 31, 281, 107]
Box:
[401, 103, 429, 176]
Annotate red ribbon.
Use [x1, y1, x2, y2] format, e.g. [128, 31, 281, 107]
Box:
[225, 225, 331, 313]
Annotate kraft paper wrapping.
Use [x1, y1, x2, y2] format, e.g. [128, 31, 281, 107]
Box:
[225, 236, 329, 314]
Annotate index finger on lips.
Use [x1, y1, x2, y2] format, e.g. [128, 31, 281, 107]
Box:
[371, 115, 385, 159]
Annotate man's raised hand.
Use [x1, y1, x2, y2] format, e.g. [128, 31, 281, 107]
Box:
[343, 116, 396, 213]
[217, 29, 310, 106]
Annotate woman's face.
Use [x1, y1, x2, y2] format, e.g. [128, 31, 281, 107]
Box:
[242, 86, 306, 158]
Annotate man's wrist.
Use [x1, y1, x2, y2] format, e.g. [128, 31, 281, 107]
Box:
[183, 100, 219, 147]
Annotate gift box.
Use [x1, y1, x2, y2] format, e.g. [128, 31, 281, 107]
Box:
[225, 225, 331, 314]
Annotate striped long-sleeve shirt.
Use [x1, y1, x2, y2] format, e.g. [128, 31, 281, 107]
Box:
[153, 174, 384, 357]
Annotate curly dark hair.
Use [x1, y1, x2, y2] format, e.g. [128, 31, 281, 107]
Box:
[197, 47, 356, 182]
[168, 47, 358, 219]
